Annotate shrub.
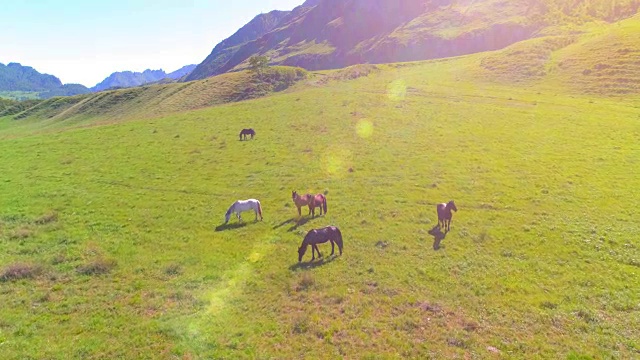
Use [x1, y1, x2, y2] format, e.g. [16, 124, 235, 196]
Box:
[296, 272, 315, 291]
[77, 258, 117, 276]
[1, 263, 42, 281]
[35, 211, 58, 225]
[9, 227, 32, 240]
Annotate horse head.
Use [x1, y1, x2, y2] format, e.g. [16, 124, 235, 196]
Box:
[297, 246, 305, 262]
[449, 200, 458, 212]
[224, 208, 232, 224]
[292, 190, 297, 200]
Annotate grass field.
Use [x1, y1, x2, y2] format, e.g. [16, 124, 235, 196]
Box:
[1, 33, 640, 359]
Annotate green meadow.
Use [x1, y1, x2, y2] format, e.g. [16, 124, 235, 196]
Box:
[1, 50, 640, 358]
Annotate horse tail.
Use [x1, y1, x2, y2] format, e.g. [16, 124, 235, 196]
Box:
[257, 201, 263, 220]
[323, 196, 327, 214]
[334, 227, 343, 255]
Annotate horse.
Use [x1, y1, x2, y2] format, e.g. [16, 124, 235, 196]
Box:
[239, 128, 255, 140]
[224, 199, 263, 224]
[292, 190, 327, 218]
[436, 200, 457, 232]
[298, 226, 343, 262]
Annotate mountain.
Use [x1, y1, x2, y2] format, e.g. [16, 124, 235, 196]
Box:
[92, 65, 196, 92]
[184, 8, 305, 81]
[167, 64, 197, 80]
[186, 0, 640, 81]
[0, 62, 61, 91]
[0, 62, 90, 99]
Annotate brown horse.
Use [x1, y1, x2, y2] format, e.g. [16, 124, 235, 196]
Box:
[437, 200, 458, 232]
[239, 128, 255, 140]
[298, 226, 343, 262]
[292, 191, 327, 218]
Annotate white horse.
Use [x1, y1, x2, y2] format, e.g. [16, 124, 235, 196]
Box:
[225, 199, 263, 224]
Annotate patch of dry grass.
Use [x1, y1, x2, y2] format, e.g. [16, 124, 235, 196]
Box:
[1, 263, 42, 281]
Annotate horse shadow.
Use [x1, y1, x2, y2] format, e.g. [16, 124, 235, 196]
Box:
[287, 216, 319, 232]
[215, 222, 248, 232]
[288, 255, 338, 271]
[428, 225, 447, 250]
[273, 218, 295, 230]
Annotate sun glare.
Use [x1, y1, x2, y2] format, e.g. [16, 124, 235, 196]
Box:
[356, 119, 374, 138]
[323, 148, 353, 176]
[387, 79, 407, 101]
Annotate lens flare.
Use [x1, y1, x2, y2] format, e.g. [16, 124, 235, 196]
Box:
[356, 119, 374, 138]
[247, 252, 262, 263]
[206, 239, 274, 315]
[387, 79, 407, 101]
[323, 148, 353, 176]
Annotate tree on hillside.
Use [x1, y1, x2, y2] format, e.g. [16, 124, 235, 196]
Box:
[248, 55, 270, 76]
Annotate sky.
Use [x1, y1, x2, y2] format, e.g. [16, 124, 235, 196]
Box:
[1, 0, 304, 87]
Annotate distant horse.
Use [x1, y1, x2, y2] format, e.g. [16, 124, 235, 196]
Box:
[292, 190, 327, 218]
[239, 128, 255, 140]
[298, 226, 343, 262]
[437, 200, 457, 232]
[225, 199, 263, 224]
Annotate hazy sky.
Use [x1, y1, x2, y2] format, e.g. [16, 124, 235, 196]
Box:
[2, 0, 304, 87]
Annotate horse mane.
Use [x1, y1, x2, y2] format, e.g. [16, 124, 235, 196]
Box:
[225, 202, 235, 215]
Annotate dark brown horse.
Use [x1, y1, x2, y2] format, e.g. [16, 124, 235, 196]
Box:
[437, 200, 457, 232]
[298, 226, 343, 262]
[239, 128, 255, 140]
[292, 191, 327, 218]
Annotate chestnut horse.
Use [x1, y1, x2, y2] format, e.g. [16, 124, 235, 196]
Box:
[298, 226, 343, 262]
[239, 128, 255, 140]
[291, 190, 327, 218]
[437, 200, 457, 232]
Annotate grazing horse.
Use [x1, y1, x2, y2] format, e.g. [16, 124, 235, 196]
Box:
[437, 200, 457, 232]
[224, 199, 263, 224]
[292, 191, 327, 218]
[239, 128, 255, 140]
[298, 226, 343, 262]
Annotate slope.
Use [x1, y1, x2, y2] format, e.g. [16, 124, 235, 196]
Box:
[476, 12, 640, 95]
[185, 9, 296, 81]
[188, 0, 640, 81]
[1, 66, 307, 133]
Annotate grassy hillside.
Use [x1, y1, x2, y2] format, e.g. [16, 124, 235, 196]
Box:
[1, 53, 638, 359]
[476, 12, 640, 95]
[6, 15, 638, 136]
[1, 66, 307, 135]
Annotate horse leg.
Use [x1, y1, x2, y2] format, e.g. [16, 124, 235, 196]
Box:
[311, 244, 317, 261]
[315, 244, 322, 258]
[330, 240, 335, 256]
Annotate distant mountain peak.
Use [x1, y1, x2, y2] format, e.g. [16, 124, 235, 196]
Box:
[92, 64, 196, 92]
[0, 61, 93, 100]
